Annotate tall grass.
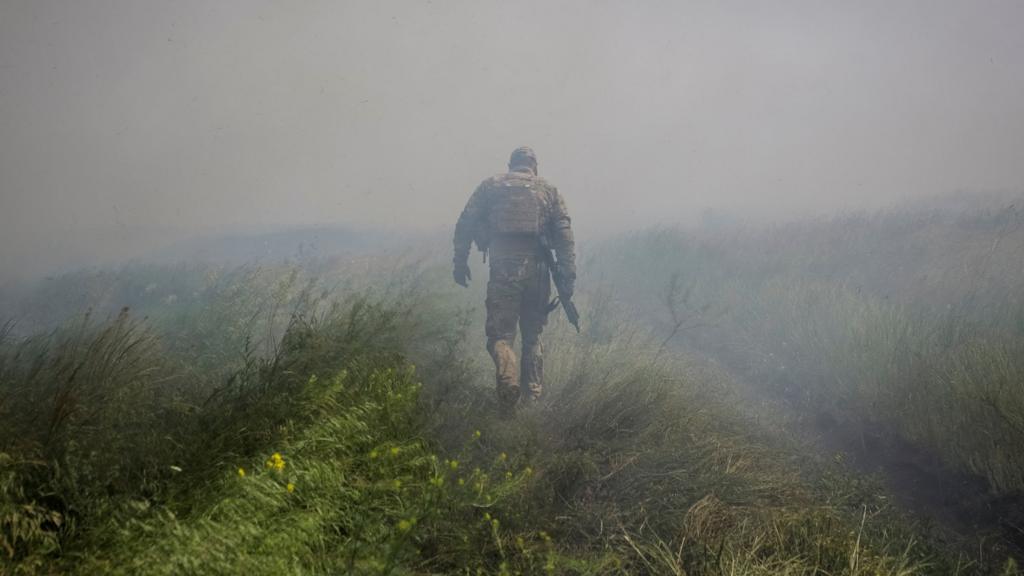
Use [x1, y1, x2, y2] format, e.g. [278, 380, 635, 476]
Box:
[589, 202, 1024, 500]
[0, 262, 428, 570]
[3, 259, 989, 574]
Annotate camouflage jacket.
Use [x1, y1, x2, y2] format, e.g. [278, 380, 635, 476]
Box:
[453, 167, 575, 276]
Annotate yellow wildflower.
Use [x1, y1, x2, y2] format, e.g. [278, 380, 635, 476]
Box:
[267, 452, 285, 471]
[397, 519, 412, 532]
[390, 447, 401, 457]
[286, 482, 295, 493]
[237, 467, 246, 478]
[473, 430, 481, 439]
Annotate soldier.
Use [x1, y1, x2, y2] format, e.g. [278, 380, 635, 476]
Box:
[453, 147, 576, 411]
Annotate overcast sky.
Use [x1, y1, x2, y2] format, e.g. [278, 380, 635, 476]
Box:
[2, 0, 1022, 280]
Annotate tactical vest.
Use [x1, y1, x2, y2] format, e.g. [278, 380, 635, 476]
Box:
[487, 175, 544, 236]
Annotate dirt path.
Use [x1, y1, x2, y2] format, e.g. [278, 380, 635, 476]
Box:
[684, 348, 1024, 564]
[811, 408, 1024, 555]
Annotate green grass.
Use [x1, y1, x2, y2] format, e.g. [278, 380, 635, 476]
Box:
[72, 365, 554, 575]
[2, 207, 1023, 574]
[0, 262, 980, 574]
[589, 204, 1024, 498]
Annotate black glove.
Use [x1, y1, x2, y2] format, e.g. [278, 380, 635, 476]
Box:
[453, 262, 472, 287]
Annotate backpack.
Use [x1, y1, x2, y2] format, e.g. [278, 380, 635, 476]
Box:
[486, 174, 544, 236]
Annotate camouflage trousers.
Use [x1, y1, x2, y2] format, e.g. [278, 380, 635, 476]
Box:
[485, 250, 551, 408]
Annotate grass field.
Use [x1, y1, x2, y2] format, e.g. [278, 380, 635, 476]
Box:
[590, 203, 1024, 498]
[2, 201, 1023, 574]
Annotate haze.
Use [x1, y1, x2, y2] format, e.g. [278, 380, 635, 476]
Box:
[2, 0, 1022, 281]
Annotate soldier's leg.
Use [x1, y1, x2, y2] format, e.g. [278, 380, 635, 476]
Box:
[519, 258, 551, 400]
[486, 274, 522, 407]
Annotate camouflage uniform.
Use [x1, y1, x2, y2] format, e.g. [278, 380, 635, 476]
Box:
[453, 147, 576, 408]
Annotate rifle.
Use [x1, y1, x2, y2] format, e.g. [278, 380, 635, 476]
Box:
[539, 236, 581, 333]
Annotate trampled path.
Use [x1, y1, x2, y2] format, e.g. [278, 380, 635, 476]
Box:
[682, 347, 1024, 564]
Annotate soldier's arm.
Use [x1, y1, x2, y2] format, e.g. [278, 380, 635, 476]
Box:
[453, 182, 488, 266]
[546, 188, 576, 280]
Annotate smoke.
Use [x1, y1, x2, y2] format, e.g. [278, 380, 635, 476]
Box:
[2, 0, 1023, 281]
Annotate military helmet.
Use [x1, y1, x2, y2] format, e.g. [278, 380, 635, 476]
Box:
[509, 146, 537, 168]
